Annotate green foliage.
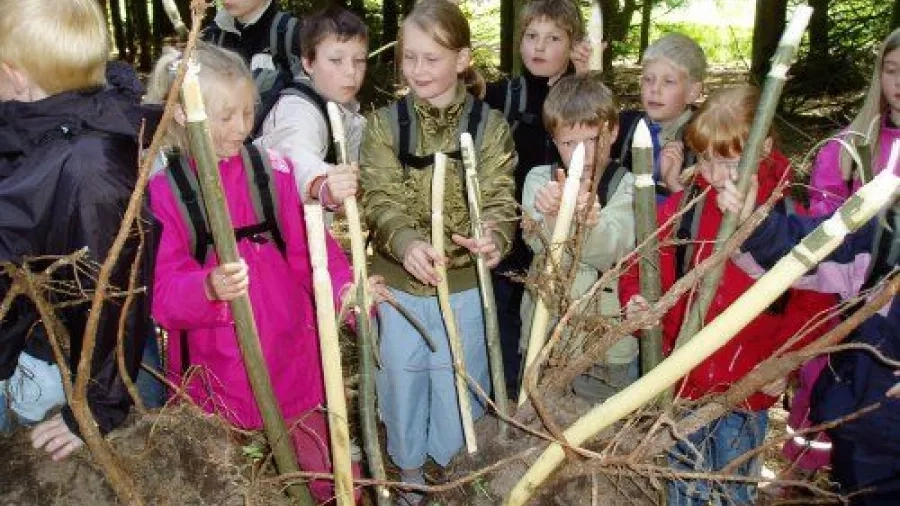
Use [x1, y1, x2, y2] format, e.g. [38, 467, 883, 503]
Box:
[459, 0, 505, 82]
[646, 22, 752, 66]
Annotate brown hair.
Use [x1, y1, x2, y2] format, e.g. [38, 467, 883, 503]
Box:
[300, 5, 368, 62]
[0, 0, 108, 94]
[543, 71, 618, 136]
[401, 0, 484, 98]
[684, 85, 766, 158]
[519, 0, 585, 48]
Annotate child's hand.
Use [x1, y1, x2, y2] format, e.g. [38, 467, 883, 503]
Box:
[324, 162, 359, 207]
[535, 168, 565, 217]
[367, 275, 394, 305]
[403, 240, 443, 286]
[571, 39, 608, 74]
[659, 141, 685, 192]
[452, 226, 502, 268]
[30, 413, 84, 461]
[716, 174, 759, 222]
[576, 191, 601, 228]
[206, 260, 249, 301]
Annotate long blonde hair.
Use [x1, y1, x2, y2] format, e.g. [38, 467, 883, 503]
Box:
[839, 28, 900, 180]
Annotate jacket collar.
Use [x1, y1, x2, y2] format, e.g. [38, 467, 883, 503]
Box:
[410, 82, 468, 125]
[214, 0, 275, 35]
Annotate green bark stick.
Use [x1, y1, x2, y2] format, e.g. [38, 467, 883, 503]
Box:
[506, 155, 900, 506]
[433, 152, 478, 454]
[181, 70, 313, 505]
[674, 6, 813, 349]
[631, 120, 667, 383]
[325, 102, 391, 504]
[460, 132, 509, 439]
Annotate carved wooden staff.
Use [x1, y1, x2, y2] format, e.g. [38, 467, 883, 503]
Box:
[519, 143, 586, 406]
[433, 152, 478, 453]
[304, 203, 354, 506]
[506, 146, 900, 506]
[460, 132, 509, 439]
[631, 120, 666, 382]
[181, 68, 313, 504]
[325, 102, 391, 504]
[588, 1, 603, 71]
[675, 6, 813, 348]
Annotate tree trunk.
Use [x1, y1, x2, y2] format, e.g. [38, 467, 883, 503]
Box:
[381, 0, 399, 64]
[133, 0, 154, 70]
[500, 0, 516, 74]
[808, 0, 829, 61]
[109, 0, 129, 61]
[638, 0, 652, 61]
[599, 0, 638, 75]
[893, 0, 900, 30]
[750, 0, 788, 85]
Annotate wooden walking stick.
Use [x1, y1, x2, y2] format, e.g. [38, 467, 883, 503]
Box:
[460, 132, 509, 439]
[181, 67, 314, 505]
[631, 120, 666, 382]
[325, 102, 391, 504]
[433, 152, 478, 453]
[304, 203, 355, 506]
[674, 5, 813, 349]
[519, 142, 586, 406]
[506, 146, 900, 506]
[588, 1, 603, 71]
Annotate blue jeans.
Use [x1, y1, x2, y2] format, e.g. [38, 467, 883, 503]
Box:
[135, 326, 165, 409]
[376, 287, 490, 469]
[0, 353, 66, 431]
[667, 410, 768, 505]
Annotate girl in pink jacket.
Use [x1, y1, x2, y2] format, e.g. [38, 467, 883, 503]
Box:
[809, 28, 900, 215]
[145, 44, 358, 502]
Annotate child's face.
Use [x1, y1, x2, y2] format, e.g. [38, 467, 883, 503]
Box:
[222, 0, 267, 22]
[520, 17, 571, 79]
[553, 122, 613, 175]
[882, 48, 900, 116]
[400, 23, 470, 108]
[302, 35, 367, 105]
[206, 79, 256, 159]
[698, 151, 739, 190]
[641, 58, 700, 124]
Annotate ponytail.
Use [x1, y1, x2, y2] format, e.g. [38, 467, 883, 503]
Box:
[462, 65, 485, 99]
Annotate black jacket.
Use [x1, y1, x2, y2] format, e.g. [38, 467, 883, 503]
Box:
[203, 2, 297, 66]
[0, 83, 160, 436]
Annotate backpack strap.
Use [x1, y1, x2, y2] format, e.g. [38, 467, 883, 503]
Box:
[503, 76, 532, 132]
[278, 80, 337, 164]
[240, 143, 287, 257]
[861, 207, 899, 292]
[596, 162, 627, 207]
[617, 112, 645, 169]
[165, 153, 212, 264]
[270, 12, 301, 74]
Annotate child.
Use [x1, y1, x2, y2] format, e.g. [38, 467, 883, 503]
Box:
[204, 0, 301, 73]
[619, 86, 832, 505]
[610, 33, 706, 199]
[482, 0, 590, 394]
[359, 1, 517, 502]
[520, 72, 639, 402]
[145, 43, 358, 503]
[719, 170, 899, 506]
[255, 5, 366, 214]
[809, 28, 900, 215]
[0, 0, 153, 460]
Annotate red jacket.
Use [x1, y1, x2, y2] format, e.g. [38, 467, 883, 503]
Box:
[619, 150, 837, 410]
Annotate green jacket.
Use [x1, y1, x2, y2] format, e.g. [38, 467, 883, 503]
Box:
[519, 163, 638, 364]
[360, 83, 518, 296]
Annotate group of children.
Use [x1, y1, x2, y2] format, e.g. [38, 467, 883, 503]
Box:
[1, 0, 898, 505]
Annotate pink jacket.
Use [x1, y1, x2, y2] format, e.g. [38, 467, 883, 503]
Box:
[150, 151, 352, 429]
[809, 117, 900, 215]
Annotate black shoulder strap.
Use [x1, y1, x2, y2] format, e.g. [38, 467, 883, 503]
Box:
[862, 208, 899, 291]
[617, 113, 645, 169]
[596, 162, 628, 207]
[270, 12, 301, 72]
[241, 143, 287, 257]
[279, 80, 336, 164]
[165, 153, 212, 264]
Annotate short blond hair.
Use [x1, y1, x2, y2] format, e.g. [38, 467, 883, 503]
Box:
[543, 71, 618, 137]
[643, 33, 707, 84]
[519, 0, 585, 48]
[0, 0, 108, 94]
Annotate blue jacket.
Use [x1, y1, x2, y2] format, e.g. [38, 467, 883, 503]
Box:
[739, 207, 899, 460]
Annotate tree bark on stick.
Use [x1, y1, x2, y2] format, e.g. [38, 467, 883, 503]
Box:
[631, 120, 666, 385]
[504, 163, 900, 506]
[433, 152, 478, 454]
[181, 69, 313, 505]
[519, 143, 586, 406]
[460, 133, 509, 440]
[303, 203, 355, 506]
[325, 102, 391, 505]
[674, 6, 813, 350]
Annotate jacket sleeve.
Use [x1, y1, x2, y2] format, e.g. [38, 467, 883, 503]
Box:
[59, 144, 149, 436]
[256, 95, 332, 203]
[809, 138, 851, 216]
[149, 175, 232, 331]
[359, 109, 427, 262]
[477, 111, 518, 257]
[581, 172, 636, 271]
